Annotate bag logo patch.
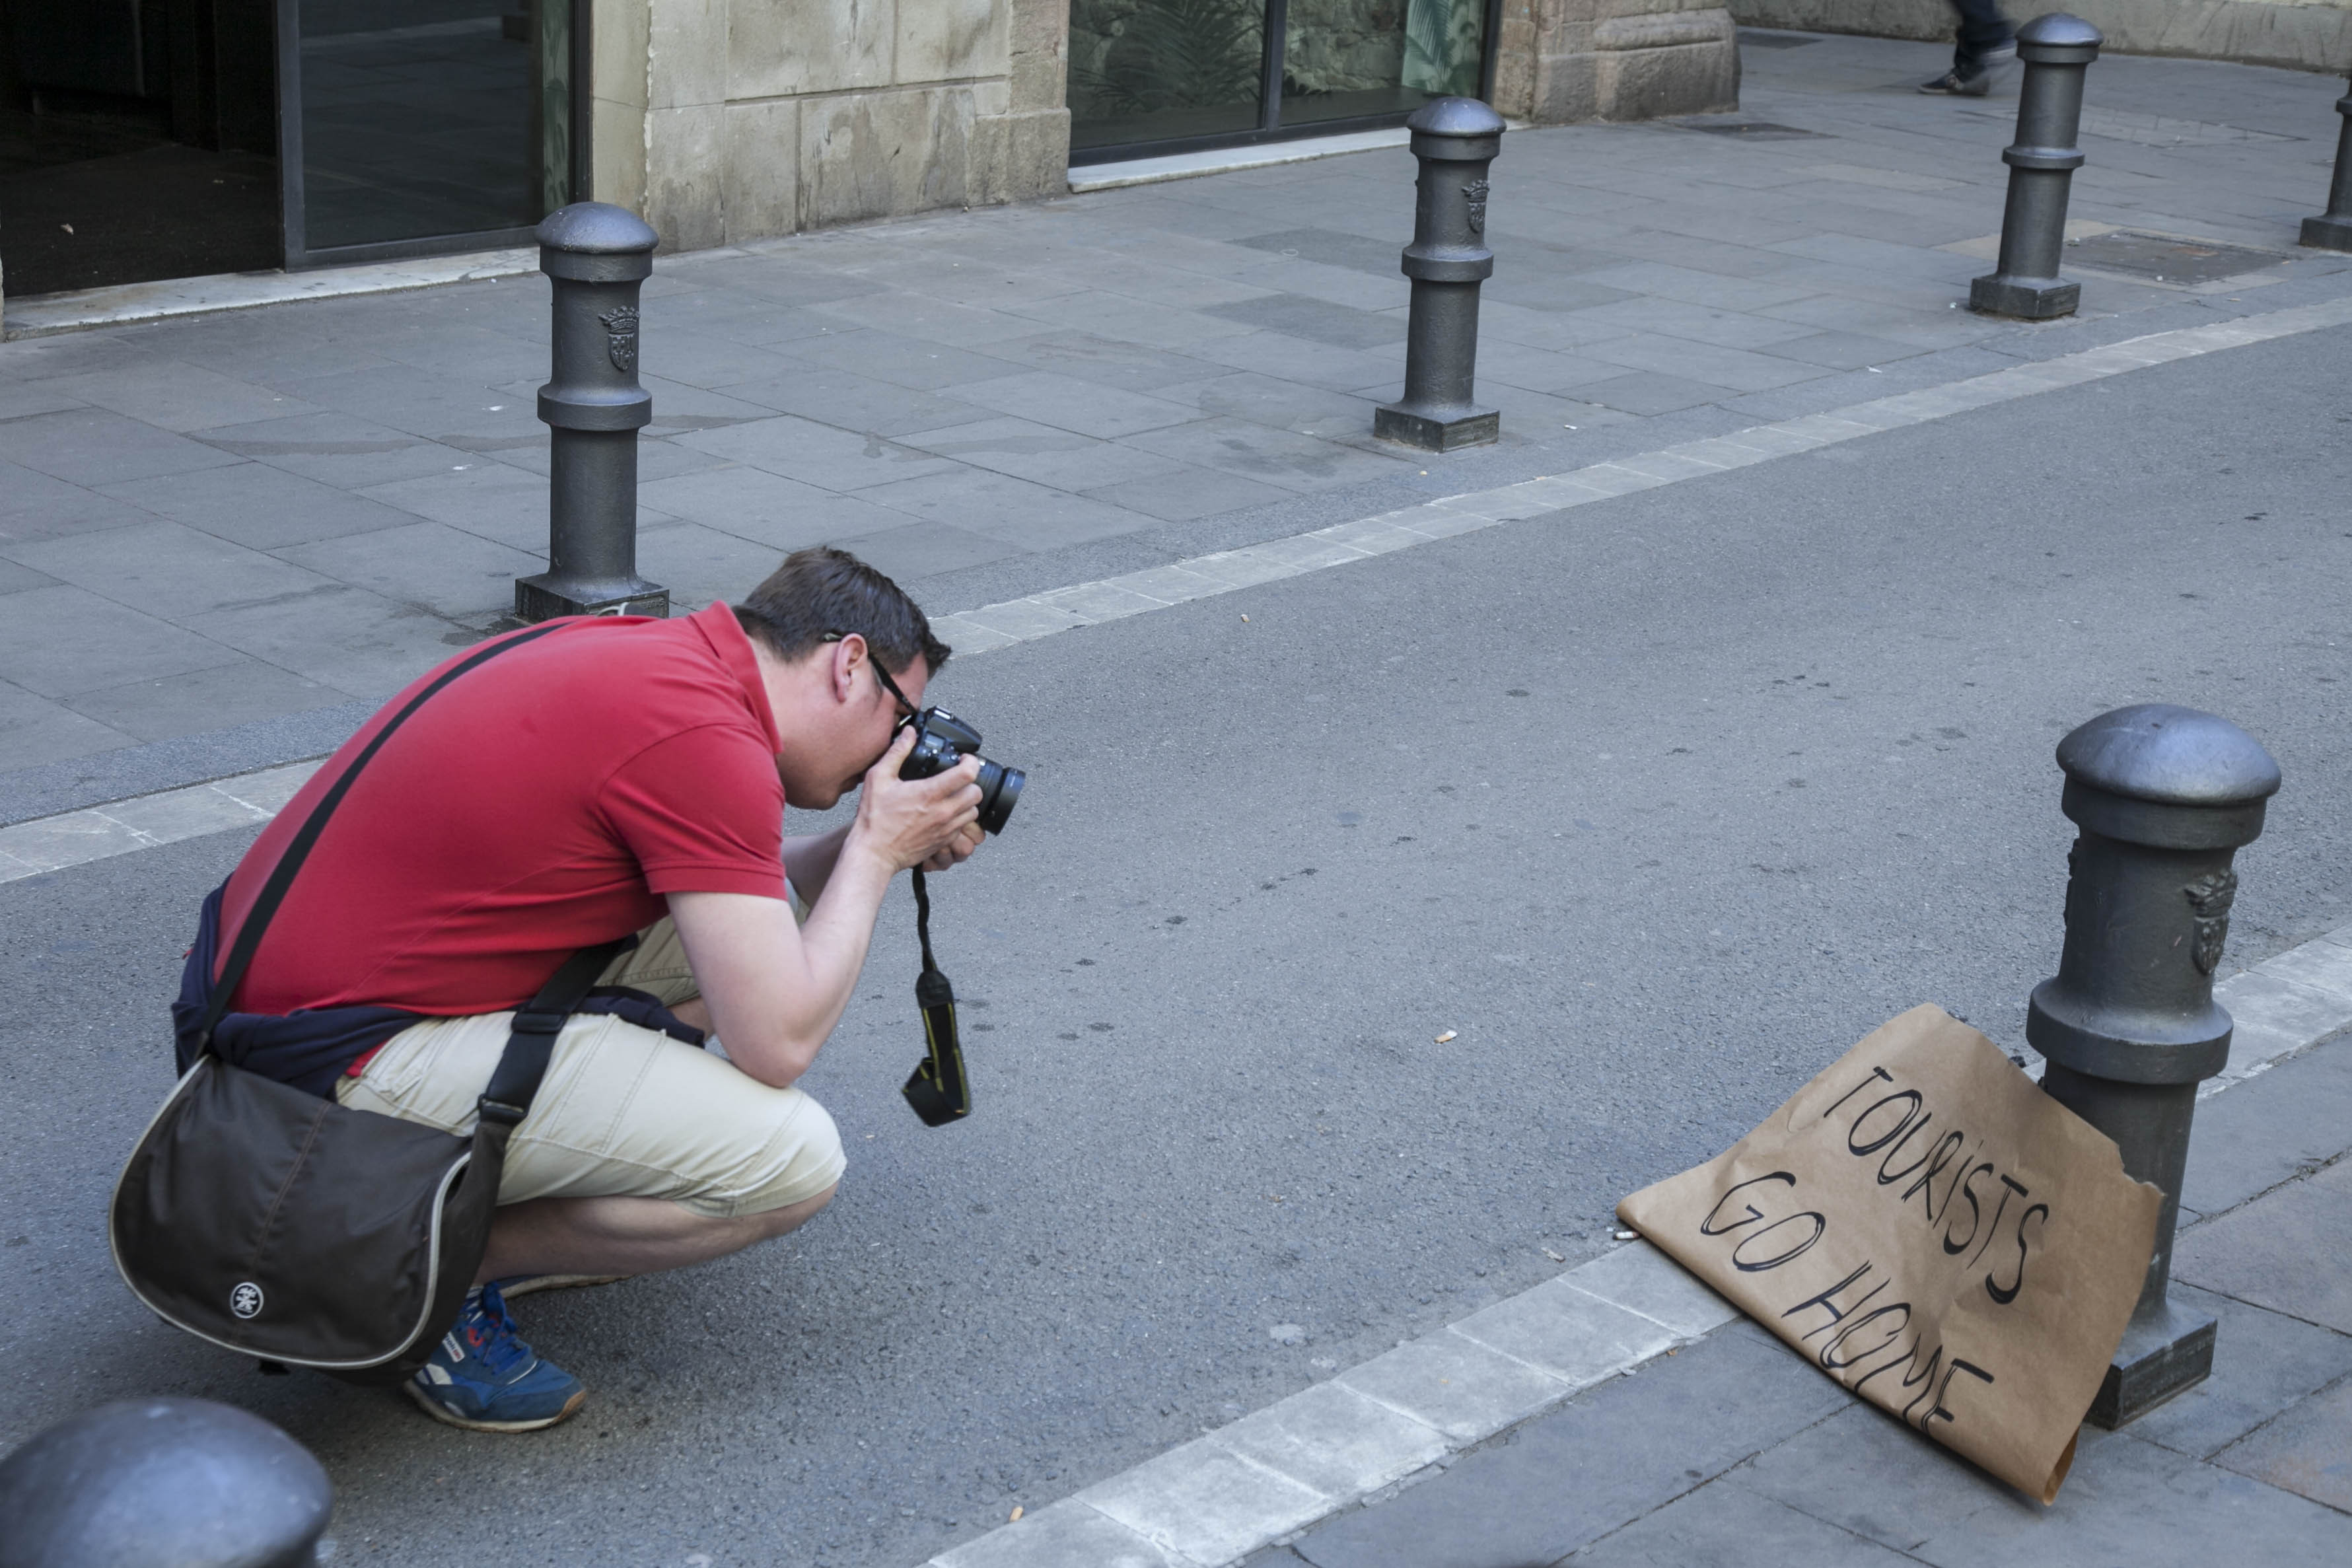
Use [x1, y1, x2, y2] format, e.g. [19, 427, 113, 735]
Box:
[230, 1281, 264, 1319]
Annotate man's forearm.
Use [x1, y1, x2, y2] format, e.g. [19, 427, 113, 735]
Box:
[667, 840, 898, 1088]
[787, 837, 897, 1055]
[781, 824, 851, 904]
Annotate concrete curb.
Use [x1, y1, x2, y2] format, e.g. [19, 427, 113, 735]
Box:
[0, 762, 317, 882]
[933, 1240, 1738, 1568]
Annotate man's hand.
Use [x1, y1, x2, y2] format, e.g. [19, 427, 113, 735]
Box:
[669, 733, 990, 1088]
[848, 726, 983, 874]
[921, 820, 985, 873]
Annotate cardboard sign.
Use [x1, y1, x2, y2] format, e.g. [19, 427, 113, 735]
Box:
[1618, 1005, 2162, 1503]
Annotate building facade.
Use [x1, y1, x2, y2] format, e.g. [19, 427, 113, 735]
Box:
[0, 0, 1740, 314]
[596, 0, 1744, 254]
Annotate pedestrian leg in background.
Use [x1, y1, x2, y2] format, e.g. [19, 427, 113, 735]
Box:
[1921, 0, 2016, 95]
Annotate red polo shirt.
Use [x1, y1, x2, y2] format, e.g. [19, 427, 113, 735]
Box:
[221, 602, 788, 1019]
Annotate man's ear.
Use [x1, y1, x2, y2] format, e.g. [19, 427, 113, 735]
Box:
[830, 633, 869, 704]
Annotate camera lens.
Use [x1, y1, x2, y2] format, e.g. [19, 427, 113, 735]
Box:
[975, 761, 1024, 834]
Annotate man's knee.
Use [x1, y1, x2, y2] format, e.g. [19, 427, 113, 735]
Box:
[750, 1182, 837, 1240]
[695, 1182, 836, 1258]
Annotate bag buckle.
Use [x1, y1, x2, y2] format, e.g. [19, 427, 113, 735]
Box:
[509, 1009, 566, 1036]
[477, 1095, 529, 1127]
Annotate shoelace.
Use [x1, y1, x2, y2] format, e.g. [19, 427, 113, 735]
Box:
[465, 1284, 535, 1378]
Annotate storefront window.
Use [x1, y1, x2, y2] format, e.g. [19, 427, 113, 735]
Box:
[289, 0, 581, 262]
[1284, 0, 1484, 126]
[1069, 0, 1489, 160]
[1067, 0, 1269, 155]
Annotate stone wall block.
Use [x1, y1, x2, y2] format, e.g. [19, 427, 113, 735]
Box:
[1009, 0, 1069, 112]
[799, 87, 977, 229]
[970, 111, 1010, 207]
[723, 99, 802, 244]
[646, 102, 729, 251]
[593, 0, 651, 110]
[1493, 0, 1542, 120]
[981, 106, 1071, 203]
[729, 0, 893, 100]
[1526, 3, 1738, 124]
[1592, 34, 1738, 119]
[592, 96, 649, 213]
[898, 0, 1010, 85]
[1593, 6, 1736, 50]
[649, 0, 730, 109]
[1529, 49, 1602, 122]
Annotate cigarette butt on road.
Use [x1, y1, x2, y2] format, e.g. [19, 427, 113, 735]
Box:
[1543, 1247, 1566, 1262]
[1010, 1507, 1024, 1523]
[1434, 1030, 1457, 1044]
[1240, 614, 1249, 622]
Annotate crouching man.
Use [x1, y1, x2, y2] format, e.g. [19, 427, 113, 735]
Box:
[180, 548, 982, 1431]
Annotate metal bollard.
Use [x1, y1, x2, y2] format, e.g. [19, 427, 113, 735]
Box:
[2300, 71, 2352, 251]
[1374, 96, 1507, 452]
[2026, 703, 2281, 1427]
[515, 201, 670, 622]
[0, 1398, 332, 1567]
[1969, 14, 2102, 320]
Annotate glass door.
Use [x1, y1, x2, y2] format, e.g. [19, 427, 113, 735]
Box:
[1068, 0, 1497, 164]
[277, 0, 586, 268]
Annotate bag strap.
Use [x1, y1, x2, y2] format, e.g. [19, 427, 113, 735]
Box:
[196, 622, 575, 1050]
[476, 935, 637, 1129]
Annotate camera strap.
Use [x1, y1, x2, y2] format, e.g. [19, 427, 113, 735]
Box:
[900, 867, 970, 1126]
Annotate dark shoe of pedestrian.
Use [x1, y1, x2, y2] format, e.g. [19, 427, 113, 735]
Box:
[1919, 67, 1992, 96]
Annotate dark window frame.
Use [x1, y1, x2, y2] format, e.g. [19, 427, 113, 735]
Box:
[275, 0, 592, 270]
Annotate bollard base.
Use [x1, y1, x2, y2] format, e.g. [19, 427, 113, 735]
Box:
[2086, 1297, 2216, 1429]
[1970, 273, 2080, 320]
[516, 574, 670, 622]
[1374, 403, 1499, 452]
[2301, 213, 2352, 252]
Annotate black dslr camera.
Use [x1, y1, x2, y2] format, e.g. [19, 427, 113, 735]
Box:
[898, 709, 1024, 835]
[893, 707, 1023, 1130]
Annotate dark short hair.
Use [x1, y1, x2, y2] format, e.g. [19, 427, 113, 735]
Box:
[734, 547, 950, 677]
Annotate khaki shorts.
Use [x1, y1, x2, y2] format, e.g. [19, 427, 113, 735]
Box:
[334, 918, 845, 1217]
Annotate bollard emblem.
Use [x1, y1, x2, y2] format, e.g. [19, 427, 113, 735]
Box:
[2184, 870, 2238, 974]
[1462, 178, 1489, 235]
[230, 1281, 264, 1319]
[599, 306, 641, 373]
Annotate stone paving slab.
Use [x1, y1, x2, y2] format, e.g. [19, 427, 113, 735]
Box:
[11, 32, 2352, 795]
[2212, 1377, 2352, 1515]
[2128, 1283, 2352, 1465]
[2180, 1033, 2352, 1217]
[2176, 1157, 2352, 1335]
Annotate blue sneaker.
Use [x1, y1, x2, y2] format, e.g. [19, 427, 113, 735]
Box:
[404, 1283, 587, 1433]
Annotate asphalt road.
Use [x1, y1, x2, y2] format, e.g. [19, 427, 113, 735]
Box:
[3, 322, 2348, 1567]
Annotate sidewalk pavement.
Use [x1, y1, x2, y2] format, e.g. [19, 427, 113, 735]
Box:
[7, 32, 2352, 815]
[1237, 1029, 2352, 1568]
[923, 926, 2352, 1568]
